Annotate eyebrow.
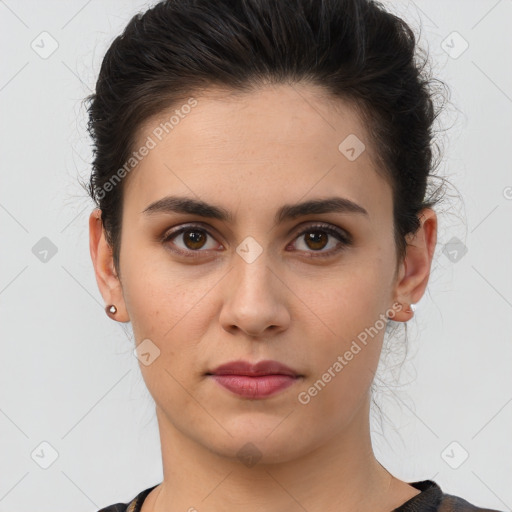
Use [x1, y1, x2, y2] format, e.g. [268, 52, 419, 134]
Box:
[141, 195, 369, 225]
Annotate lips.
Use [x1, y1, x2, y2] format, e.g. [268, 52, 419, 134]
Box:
[207, 359, 300, 377]
[206, 359, 302, 399]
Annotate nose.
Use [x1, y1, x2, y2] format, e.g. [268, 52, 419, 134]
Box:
[219, 250, 290, 338]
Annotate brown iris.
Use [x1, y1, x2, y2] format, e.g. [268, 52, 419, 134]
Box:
[182, 229, 207, 250]
[304, 231, 328, 251]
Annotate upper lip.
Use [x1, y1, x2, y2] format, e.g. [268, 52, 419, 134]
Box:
[207, 359, 301, 377]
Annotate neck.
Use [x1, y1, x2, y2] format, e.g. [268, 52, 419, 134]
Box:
[145, 394, 409, 512]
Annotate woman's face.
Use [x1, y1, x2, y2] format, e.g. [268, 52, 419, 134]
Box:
[91, 83, 434, 463]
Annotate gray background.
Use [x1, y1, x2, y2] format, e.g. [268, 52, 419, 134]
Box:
[0, 0, 511, 511]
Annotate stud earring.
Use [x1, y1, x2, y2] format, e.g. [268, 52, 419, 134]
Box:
[386, 302, 416, 321]
[106, 304, 117, 316]
[405, 303, 416, 314]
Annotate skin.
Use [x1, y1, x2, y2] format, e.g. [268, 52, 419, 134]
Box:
[89, 83, 437, 512]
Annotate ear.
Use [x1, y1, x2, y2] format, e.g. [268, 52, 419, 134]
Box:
[391, 208, 437, 322]
[89, 208, 130, 323]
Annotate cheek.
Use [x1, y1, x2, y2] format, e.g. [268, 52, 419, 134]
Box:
[306, 254, 390, 338]
[294, 257, 390, 403]
[121, 240, 214, 338]
[296, 305, 385, 427]
[121, 258, 223, 400]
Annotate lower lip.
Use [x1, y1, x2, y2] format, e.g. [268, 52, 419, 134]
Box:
[209, 374, 298, 398]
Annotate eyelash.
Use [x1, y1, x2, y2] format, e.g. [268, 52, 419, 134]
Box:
[161, 222, 352, 259]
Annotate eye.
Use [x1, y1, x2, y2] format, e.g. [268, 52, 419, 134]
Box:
[161, 224, 222, 258]
[161, 222, 352, 259]
[288, 223, 352, 257]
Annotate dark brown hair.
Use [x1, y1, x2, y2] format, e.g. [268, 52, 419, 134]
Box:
[84, 0, 449, 277]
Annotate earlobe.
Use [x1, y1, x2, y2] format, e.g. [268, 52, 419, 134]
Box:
[88, 208, 129, 322]
[390, 208, 438, 322]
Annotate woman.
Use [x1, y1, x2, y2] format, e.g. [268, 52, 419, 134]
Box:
[86, 0, 503, 511]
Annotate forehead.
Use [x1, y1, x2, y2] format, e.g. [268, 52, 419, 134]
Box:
[124, 83, 391, 225]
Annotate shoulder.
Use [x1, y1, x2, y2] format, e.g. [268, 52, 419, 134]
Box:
[438, 492, 505, 512]
[97, 481, 505, 512]
[395, 480, 505, 512]
[97, 484, 159, 512]
[97, 504, 129, 512]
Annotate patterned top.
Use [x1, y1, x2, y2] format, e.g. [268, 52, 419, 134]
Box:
[97, 480, 505, 512]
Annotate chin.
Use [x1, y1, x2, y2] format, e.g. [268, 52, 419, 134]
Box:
[200, 418, 314, 466]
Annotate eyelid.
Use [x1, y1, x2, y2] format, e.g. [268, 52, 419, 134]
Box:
[160, 222, 224, 258]
[291, 222, 352, 244]
[161, 221, 352, 257]
[160, 222, 220, 243]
